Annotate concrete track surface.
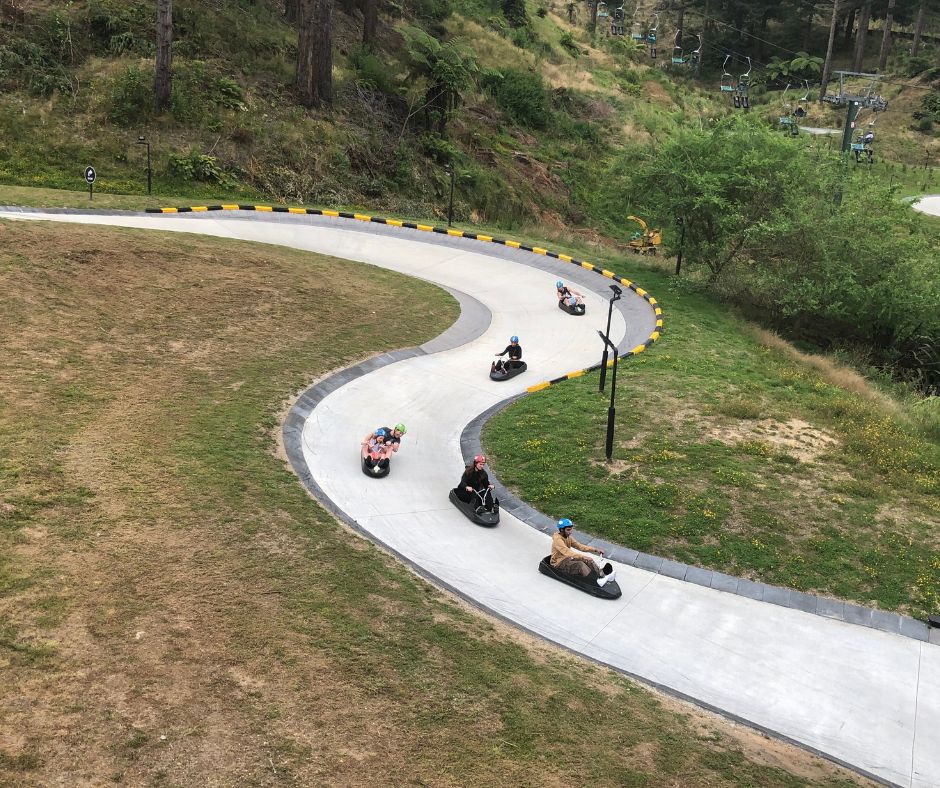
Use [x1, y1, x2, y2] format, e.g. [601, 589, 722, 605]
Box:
[912, 195, 940, 217]
[3, 208, 938, 788]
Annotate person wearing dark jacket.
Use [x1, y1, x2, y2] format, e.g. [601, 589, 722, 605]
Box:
[492, 336, 523, 375]
[455, 454, 499, 512]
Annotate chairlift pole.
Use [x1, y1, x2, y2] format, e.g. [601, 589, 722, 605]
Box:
[598, 284, 622, 393]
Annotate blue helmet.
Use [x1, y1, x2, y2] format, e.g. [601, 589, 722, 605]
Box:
[557, 518, 573, 529]
[375, 428, 387, 437]
[556, 280, 564, 288]
[510, 335, 519, 343]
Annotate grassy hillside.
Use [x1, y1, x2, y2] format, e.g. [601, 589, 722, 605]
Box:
[1, 0, 936, 241]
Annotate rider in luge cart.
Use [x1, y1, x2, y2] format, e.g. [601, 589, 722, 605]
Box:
[455, 454, 499, 514]
[552, 518, 615, 587]
[492, 336, 523, 376]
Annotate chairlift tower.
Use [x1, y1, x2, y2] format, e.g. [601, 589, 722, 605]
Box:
[821, 71, 888, 155]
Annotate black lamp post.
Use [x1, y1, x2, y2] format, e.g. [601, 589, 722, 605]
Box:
[597, 329, 620, 462]
[598, 284, 622, 392]
[136, 136, 152, 195]
[443, 163, 455, 227]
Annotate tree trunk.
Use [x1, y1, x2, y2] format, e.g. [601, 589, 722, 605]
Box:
[362, 0, 377, 47]
[801, 5, 815, 52]
[590, 0, 597, 33]
[296, 0, 333, 108]
[285, 0, 300, 23]
[911, 0, 926, 56]
[853, 0, 870, 71]
[155, 0, 173, 111]
[842, 6, 855, 46]
[819, 0, 840, 102]
[877, 0, 895, 72]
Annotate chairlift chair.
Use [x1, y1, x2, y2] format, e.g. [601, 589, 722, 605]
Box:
[646, 13, 659, 57]
[719, 54, 734, 93]
[733, 56, 751, 109]
[671, 28, 684, 64]
[610, 3, 625, 35]
[630, 6, 643, 41]
[672, 30, 700, 66]
[597, 1, 609, 20]
[778, 83, 799, 136]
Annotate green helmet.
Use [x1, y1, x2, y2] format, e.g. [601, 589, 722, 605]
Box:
[394, 422, 407, 434]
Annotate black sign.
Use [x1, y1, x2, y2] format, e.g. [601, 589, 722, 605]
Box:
[84, 166, 96, 184]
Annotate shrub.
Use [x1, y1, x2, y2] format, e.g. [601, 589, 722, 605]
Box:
[107, 66, 154, 126]
[482, 68, 549, 128]
[349, 46, 396, 94]
[502, 0, 529, 28]
[167, 151, 228, 183]
[559, 32, 580, 57]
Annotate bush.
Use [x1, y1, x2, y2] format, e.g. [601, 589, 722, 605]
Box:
[107, 66, 154, 126]
[349, 46, 396, 94]
[502, 0, 529, 28]
[167, 151, 228, 183]
[481, 68, 549, 128]
[559, 32, 580, 57]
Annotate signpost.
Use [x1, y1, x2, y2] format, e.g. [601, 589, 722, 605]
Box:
[84, 166, 96, 200]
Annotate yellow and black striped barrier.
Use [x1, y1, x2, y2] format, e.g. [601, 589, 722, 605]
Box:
[144, 203, 663, 389]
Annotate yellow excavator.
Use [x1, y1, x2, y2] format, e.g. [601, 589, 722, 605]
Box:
[627, 215, 662, 255]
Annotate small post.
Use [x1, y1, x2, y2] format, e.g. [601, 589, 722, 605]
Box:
[137, 136, 152, 195]
[599, 284, 622, 392]
[445, 164, 455, 227]
[675, 216, 685, 277]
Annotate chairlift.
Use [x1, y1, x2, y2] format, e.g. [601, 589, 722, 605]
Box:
[851, 108, 879, 164]
[793, 79, 809, 119]
[719, 54, 734, 92]
[672, 31, 701, 66]
[597, 1, 609, 21]
[778, 84, 800, 136]
[630, 6, 643, 41]
[733, 56, 751, 109]
[646, 12, 658, 58]
[610, 3, 625, 35]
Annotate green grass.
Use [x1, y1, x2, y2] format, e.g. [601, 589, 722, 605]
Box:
[485, 257, 940, 619]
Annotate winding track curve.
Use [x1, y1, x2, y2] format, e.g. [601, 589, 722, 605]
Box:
[2, 207, 938, 788]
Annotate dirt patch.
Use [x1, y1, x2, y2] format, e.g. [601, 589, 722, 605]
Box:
[708, 418, 839, 462]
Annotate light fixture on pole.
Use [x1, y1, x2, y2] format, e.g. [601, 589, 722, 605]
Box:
[136, 136, 152, 195]
[599, 283, 622, 392]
